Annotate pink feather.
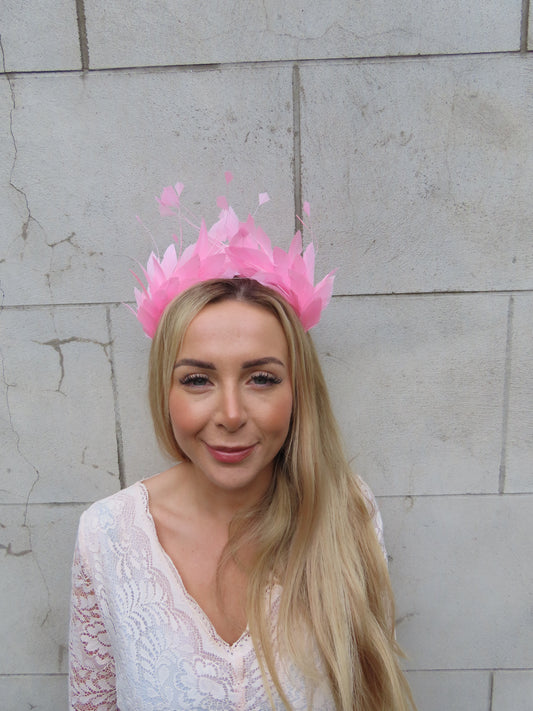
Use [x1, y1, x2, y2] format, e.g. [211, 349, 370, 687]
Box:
[131, 180, 335, 337]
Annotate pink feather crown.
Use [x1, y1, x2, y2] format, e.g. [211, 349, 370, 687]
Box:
[131, 174, 336, 338]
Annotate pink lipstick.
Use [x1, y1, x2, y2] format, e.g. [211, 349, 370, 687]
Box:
[205, 444, 256, 463]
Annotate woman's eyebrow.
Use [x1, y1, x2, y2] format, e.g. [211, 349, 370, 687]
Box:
[174, 358, 215, 370]
[241, 357, 286, 369]
[174, 356, 286, 370]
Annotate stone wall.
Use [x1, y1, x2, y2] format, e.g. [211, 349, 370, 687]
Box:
[1, 2, 532, 709]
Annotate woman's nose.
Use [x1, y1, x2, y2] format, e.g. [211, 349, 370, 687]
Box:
[215, 385, 247, 431]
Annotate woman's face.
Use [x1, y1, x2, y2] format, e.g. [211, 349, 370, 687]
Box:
[169, 299, 293, 499]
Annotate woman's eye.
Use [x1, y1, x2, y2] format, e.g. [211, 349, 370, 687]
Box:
[180, 374, 210, 387]
[250, 371, 282, 386]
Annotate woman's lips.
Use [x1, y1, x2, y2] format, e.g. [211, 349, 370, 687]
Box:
[205, 443, 256, 463]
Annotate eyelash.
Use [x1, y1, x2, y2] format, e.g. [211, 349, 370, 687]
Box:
[179, 372, 282, 388]
[250, 371, 282, 386]
[179, 374, 209, 387]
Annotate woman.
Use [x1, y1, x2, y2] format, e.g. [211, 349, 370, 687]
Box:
[69, 180, 415, 710]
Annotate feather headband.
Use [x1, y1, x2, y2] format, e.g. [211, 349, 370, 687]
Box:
[131, 175, 336, 338]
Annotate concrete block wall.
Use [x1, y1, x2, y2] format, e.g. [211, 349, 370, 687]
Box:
[1, 2, 531, 709]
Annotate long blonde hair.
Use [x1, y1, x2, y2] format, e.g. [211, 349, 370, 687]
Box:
[149, 278, 415, 711]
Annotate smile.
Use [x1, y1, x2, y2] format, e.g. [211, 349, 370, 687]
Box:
[204, 443, 257, 464]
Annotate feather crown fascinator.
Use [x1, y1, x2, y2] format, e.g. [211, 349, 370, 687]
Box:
[131, 173, 336, 338]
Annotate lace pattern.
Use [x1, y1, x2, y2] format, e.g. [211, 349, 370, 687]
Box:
[69, 479, 385, 710]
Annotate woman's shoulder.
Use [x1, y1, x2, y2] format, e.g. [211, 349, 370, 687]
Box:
[74, 480, 157, 571]
[77, 480, 148, 538]
[141, 465, 184, 501]
[78, 466, 183, 535]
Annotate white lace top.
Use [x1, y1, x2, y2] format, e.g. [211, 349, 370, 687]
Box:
[69, 480, 385, 711]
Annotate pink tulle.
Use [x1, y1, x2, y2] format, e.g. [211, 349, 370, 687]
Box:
[132, 181, 335, 338]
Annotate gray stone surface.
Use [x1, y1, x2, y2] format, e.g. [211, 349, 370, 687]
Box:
[0, 0, 532, 703]
[313, 293, 508, 496]
[84, 0, 521, 68]
[0, 76, 24, 290]
[1, 0, 81, 72]
[379, 494, 533, 669]
[0, 67, 294, 306]
[492, 671, 533, 710]
[0, 306, 119, 503]
[506, 293, 533, 493]
[0, 675, 67, 711]
[0, 503, 84, 673]
[109, 302, 170, 486]
[300, 54, 533, 295]
[405, 671, 490, 711]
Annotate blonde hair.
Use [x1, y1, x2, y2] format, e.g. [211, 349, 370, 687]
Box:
[149, 278, 415, 711]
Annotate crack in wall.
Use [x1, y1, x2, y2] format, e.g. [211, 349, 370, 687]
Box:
[81, 444, 116, 477]
[0, 343, 53, 628]
[0, 34, 44, 254]
[75, 0, 90, 70]
[36, 335, 111, 394]
[395, 611, 418, 626]
[0, 542, 32, 556]
[0, 45, 98, 297]
[0, 298, 42, 515]
[46, 232, 77, 249]
[498, 295, 514, 495]
[106, 307, 126, 489]
[58, 643, 67, 671]
[9, 327, 114, 635]
[1, 347, 44, 620]
[35, 322, 121, 486]
[0, 35, 69, 310]
[521, 0, 530, 52]
[292, 63, 302, 235]
[43, 233, 105, 299]
[489, 670, 495, 710]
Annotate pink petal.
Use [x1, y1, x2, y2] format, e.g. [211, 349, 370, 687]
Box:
[209, 207, 240, 242]
[256, 274, 292, 302]
[178, 242, 197, 266]
[240, 218, 273, 256]
[133, 175, 334, 338]
[198, 252, 229, 280]
[160, 243, 178, 274]
[287, 269, 313, 301]
[159, 186, 180, 208]
[131, 270, 149, 297]
[288, 230, 302, 259]
[146, 253, 166, 284]
[157, 201, 177, 217]
[299, 298, 323, 331]
[133, 286, 143, 306]
[302, 242, 315, 279]
[314, 270, 336, 304]
[227, 246, 273, 275]
[272, 246, 290, 274]
[195, 221, 212, 259]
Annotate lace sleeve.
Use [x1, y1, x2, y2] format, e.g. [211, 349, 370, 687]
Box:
[69, 525, 117, 711]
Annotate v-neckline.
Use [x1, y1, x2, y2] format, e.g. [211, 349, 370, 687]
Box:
[138, 480, 250, 650]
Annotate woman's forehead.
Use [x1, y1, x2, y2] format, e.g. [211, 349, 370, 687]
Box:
[178, 300, 289, 363]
